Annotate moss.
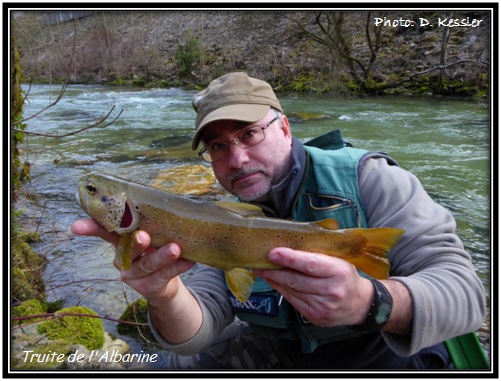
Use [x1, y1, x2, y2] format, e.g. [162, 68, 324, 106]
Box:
[12, 299, 46, 326]
[117, 299, 156, 345]
[38, 306, 105, 350]
[12, 267, 45, 301]
[131, 78, 147, 87]
[11, 223, 47, 302]
[108, 78, 130, 86]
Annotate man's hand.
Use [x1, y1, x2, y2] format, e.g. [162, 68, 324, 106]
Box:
[70, 218, 202, 343]
[253, 247, 373, 327]
[70, 218, 195, 303]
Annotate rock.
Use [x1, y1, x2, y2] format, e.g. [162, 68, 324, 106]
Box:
[150, 164, 231, 199]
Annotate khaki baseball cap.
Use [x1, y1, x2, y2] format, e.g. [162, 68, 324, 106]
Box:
[191, 72, 282, 150]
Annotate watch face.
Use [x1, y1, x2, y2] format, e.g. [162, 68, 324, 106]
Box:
[375, 303, 392, 325]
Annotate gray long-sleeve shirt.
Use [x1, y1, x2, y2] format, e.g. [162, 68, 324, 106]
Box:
[150, 156, 486, 358]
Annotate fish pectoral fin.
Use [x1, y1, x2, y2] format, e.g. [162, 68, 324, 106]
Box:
[225, 268, 256, 302]
[115, 231, 137, 270]
[312, 218, 340, 230]
[215, 201, 265, 217]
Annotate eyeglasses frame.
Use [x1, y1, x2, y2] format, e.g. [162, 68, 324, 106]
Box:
[198, 116, 279, 163]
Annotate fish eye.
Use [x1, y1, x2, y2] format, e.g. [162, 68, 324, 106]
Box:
[86, 184, 97, 194]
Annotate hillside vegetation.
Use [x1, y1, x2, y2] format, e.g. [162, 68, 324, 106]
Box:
[13, 10, 490, 96]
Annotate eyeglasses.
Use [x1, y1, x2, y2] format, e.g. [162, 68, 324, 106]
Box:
[198, 117, 279, 163]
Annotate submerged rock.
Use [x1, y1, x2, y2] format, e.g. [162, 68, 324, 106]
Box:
[150, 164, 231, 199]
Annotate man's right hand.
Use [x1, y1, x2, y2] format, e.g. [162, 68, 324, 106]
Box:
[70, 218, 196, 304]
[70, 218, 202, 344]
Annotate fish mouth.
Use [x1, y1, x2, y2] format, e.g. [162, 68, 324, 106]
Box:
[115, 200, 139, 234]
[120, 203, 133, 229]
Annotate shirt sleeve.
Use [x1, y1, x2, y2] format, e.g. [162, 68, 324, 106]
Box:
[358, 157, 486, 356]
[148, 266, 234, 355]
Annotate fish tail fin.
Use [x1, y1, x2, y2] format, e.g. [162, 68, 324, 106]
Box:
[115, 232, 137, 270]
[225, 268, 256, 302]
[349, 228, 405, 279]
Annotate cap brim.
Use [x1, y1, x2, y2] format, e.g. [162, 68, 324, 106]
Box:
[192, 104, 270, 150]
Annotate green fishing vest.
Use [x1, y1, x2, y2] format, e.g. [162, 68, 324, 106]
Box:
[229, 130, 397, 353]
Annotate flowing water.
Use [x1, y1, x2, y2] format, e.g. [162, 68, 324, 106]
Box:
[16, 84, 491, 366]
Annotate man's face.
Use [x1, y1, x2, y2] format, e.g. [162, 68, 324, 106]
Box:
[200, 111, 293, 203]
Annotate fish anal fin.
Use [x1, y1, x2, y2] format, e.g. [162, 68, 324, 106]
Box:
[225, 268, 256, 302]
[216, 201, 265, 217]
[115, 231, 138, 270]
[313, 218, 340, 230]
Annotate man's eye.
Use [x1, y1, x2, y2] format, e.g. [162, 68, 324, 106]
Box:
[210, 142, 226, 152]
[241, 128, 257, 140]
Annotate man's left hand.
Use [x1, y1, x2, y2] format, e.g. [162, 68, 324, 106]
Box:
[253, 247, 374, 327]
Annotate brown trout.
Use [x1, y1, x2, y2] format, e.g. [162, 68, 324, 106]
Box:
[76, 173, 404, 302]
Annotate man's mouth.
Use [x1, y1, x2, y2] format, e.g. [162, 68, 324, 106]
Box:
[230, 169, 262, 185]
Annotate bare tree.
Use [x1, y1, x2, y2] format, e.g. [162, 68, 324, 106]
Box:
[11, 13, 122, 194]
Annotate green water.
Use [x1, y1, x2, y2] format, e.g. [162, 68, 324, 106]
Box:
[18, 84, 491, 364]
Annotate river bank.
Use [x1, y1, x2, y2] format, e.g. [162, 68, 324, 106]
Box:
[12, 9, 491, 96]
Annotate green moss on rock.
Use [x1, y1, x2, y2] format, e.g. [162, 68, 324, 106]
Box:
[12, 299, 46, 326]
[117, 299, 156, 344]
[11, 226, 46, 302]
[38, 306, 105, 350]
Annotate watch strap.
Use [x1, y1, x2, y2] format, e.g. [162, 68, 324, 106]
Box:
[352, 278, 393, 331]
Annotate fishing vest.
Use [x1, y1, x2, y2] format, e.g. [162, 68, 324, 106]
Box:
[228, 129, 399, 353]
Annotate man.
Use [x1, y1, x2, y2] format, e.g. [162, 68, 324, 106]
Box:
[71, 72, 486, 369]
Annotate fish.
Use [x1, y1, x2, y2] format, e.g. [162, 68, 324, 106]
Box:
[76, 173, 405, 302]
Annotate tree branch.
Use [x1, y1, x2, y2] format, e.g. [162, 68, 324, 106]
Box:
[11, 106, 123, 138]
[391, 59, 487, 88]
[12, 19, 78, 127]
[11, 311, 148, 330]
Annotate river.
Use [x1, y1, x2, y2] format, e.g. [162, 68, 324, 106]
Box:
[16, 84, 491, 366]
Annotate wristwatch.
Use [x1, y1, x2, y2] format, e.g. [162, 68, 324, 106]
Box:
[352, 278, 393, 331]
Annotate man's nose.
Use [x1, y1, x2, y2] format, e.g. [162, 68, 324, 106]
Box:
[226, 142, 249, 168]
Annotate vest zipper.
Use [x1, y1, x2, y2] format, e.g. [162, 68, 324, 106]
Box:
[289, 151, 310, 218]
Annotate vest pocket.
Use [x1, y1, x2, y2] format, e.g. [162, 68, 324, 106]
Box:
[302, 193, 361, 228]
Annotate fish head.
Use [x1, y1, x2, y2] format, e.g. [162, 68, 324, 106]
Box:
[76, 173, 139, 233]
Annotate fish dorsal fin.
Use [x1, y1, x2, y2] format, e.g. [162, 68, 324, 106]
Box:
[225, 268, 256, 302]
[215, 201, 265, 217]
[312, 218, 340, 230]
